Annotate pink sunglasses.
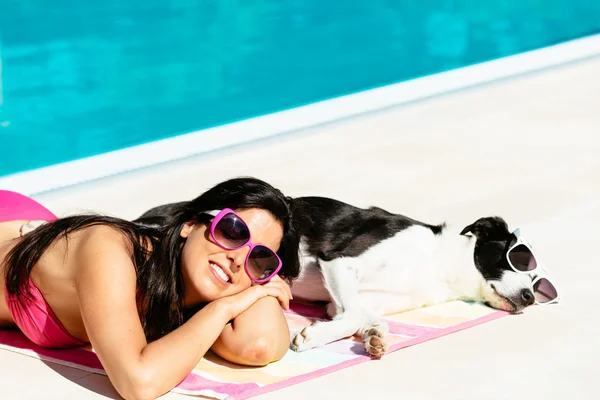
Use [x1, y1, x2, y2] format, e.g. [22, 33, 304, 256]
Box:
[204, 209, 282, 283]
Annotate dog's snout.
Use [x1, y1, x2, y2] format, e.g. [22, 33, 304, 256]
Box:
[521, 289, 535, 306]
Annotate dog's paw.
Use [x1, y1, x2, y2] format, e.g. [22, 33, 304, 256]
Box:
[20, 220, 48, 236]
[290, 324, 317, 352]
[362, 322, 389, 359]
[290, 322, 327, 352]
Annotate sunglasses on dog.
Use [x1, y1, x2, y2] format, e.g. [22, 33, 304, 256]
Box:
[203, 209, 282, 283]
[507, 228, 559, 305]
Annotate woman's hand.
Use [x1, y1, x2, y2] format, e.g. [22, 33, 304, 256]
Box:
[216, 275, 293, 320]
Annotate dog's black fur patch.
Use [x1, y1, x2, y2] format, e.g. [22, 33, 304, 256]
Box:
[460, 217, 515, 281]
[294, 197, 444, 261]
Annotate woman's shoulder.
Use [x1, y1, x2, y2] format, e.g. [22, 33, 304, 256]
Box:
[76, 224, 134, 260]
[73, 224, 141, 287]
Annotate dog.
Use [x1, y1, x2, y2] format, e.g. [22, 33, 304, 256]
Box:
[287, 197, 534, 357]
[134, 196, 535, 358]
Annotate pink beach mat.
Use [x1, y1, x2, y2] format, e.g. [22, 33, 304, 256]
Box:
[0, 300, 507, 400]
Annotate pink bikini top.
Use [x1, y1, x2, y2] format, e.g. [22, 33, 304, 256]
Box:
[1, 189, 88, 348]
[0, 190, 57, 223]
[5, 280, 88, 348]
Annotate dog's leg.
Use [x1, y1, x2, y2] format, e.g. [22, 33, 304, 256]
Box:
[291, 257, 362, 351]
[290, 312, 362, 352]
[291, 257, 387, 357]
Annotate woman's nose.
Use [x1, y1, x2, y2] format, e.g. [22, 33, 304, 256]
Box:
[226, 247, 249, 272]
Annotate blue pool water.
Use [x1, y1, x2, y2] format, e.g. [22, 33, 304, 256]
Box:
[1, 1, 599, 176]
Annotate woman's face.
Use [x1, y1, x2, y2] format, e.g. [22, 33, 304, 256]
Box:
[179, 208, 284, 306]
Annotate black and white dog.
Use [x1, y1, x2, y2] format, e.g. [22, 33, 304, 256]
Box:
[287, 197, 534, 357]
[135, 196, 535, 358]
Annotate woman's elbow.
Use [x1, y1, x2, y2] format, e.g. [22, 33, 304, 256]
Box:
[239, 335, 288, 366]
[113, 371, 162, 400]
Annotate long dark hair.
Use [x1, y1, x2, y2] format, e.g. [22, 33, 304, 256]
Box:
[4, 177, 300, 341]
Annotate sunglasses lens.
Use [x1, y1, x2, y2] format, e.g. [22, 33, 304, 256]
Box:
[213, 212, 250, 248]
[533, 278, 558, 304]
[508, 244, 537, 271]
[248, 245, 281, 282]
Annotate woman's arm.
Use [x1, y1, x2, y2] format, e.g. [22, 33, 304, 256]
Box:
[210, 295, 290, 366]
[75, 227, 288, 400]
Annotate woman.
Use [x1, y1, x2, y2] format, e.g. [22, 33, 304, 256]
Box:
[0, 177, 300, 400]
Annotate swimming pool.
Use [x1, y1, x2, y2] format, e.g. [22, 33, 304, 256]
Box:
[1, 1, 600, 177]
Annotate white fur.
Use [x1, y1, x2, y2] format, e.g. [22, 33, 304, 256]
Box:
[292, 225, 488, 315]
[290, 224, 527, 356]
[486, 271, 533, 310]
[291, 255, 385, 355]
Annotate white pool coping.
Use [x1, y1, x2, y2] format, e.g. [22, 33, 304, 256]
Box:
[2, 33, 600, 196]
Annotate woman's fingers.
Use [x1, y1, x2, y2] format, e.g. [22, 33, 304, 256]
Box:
[260, 285, 290, 310]
[266, 275, 293, 300]
[266, 278, 293, 307]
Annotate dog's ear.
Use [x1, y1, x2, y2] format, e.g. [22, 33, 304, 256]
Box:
[460, 217, 510, 241]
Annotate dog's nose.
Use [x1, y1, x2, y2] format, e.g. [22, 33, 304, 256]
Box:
[521, 289, 535, 306]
